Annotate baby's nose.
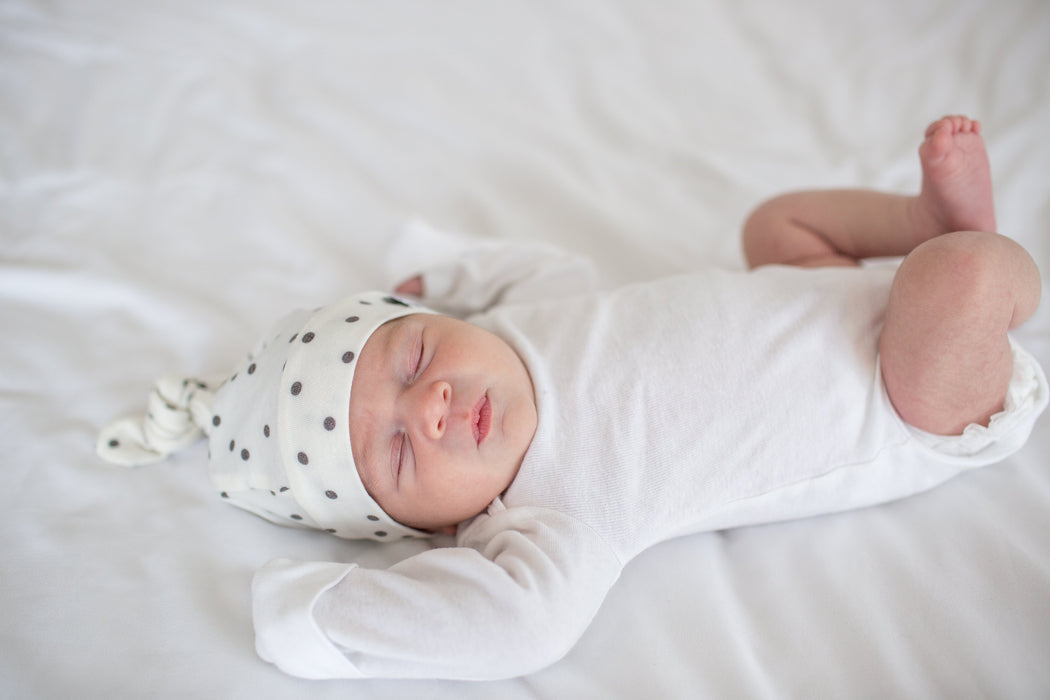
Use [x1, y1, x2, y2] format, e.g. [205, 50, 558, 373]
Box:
[417, 380, 451, 439]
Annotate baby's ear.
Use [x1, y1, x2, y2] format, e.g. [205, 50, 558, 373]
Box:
[394, 276, 424, 297]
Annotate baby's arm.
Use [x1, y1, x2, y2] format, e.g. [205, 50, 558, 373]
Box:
[253, 506, 621, 680]
[386, 220, 598, 316]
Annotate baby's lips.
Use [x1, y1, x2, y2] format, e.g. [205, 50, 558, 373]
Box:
[472, 394, 491, 445]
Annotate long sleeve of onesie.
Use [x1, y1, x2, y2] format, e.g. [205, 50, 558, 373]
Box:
[252, 225, 615, 680]
[385, 220, 598, 316]
[254, 504, 621, 679]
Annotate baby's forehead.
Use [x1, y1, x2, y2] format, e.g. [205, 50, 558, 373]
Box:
[356, 313, 427, 377]
[367, 314, 417, 347]
[374, 314, 413, 335]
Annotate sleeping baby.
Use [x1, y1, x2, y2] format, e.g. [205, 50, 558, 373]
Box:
[98, 116, 1047, 680]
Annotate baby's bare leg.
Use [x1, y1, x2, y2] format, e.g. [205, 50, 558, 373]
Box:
[743, 116, 995, 268]
[879, 231, 1040, 434]
[743, 116, 1038, 433]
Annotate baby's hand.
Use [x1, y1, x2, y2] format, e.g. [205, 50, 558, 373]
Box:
[395, 275, 424, 297]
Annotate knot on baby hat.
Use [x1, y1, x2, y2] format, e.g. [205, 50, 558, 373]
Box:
[189, 292, 438, 540]
[98, 376, 218, 466]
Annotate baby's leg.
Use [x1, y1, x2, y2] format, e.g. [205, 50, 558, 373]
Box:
[879, 231, 1040, 434]
[743, 116, 995, 268]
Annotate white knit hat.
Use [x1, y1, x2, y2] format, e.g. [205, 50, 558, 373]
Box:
[98, 292, 438, 541]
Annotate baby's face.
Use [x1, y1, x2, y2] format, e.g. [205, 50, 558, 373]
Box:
[349, 314, 537, 533]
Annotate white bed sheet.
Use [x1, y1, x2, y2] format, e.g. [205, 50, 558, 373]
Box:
[3, 0, 1049, 696]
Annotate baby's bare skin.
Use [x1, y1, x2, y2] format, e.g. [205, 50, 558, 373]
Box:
[743, 115, 997, 267]
[744, 115, 1040, 435]
[915, 115, 996, 237]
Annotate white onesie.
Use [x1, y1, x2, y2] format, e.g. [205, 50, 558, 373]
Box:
[252, 224, 1048, 680]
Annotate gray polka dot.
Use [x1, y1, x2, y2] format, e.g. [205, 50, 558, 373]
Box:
[290, 381, 302, 395]
[324, 416, 336, 431]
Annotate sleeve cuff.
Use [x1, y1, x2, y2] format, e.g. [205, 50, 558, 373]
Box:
[904, 336, 1049, 463]
[252, 558, 364, 679]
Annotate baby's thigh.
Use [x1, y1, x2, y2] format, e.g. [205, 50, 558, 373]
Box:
[878, 232, 1027, 435]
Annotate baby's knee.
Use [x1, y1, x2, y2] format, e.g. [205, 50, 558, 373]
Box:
[883, 231, 1038, 434]
[903, 231, 1040, 320]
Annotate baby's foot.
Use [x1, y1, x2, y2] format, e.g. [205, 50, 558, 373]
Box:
[914, 115, 996, 238]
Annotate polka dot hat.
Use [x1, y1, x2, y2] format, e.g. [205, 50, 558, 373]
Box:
[98, 292, 439, 541]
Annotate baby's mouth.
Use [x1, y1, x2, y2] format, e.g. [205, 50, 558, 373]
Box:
[473, 394, 491, 446]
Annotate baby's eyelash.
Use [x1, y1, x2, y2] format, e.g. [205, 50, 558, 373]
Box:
[410, 334, 424, 378]
[395, 433, 406, 478]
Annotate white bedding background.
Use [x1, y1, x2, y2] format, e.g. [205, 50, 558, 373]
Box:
[3, 1, 1049, 697]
